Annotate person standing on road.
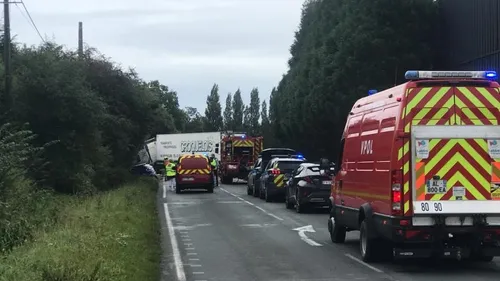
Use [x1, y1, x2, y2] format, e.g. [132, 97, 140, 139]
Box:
[209, 154, 219, 187]
[164, 158, 177, 191]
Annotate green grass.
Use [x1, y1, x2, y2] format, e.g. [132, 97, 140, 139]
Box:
[0, 178, 161, 281]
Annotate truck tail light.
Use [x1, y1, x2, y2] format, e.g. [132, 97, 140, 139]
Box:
[391, 169, 403, 215]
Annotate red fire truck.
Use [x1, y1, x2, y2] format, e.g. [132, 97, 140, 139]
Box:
[218, 132, 263, 184]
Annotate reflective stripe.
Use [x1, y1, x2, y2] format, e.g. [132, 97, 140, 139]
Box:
[419, 139, 490, 201]
[273, 174, 285, 187]
[492, 162, 500, 182]
[415, 161, 425, 200]
[178, 169, 211, 175]
[233, 140, 254, 147]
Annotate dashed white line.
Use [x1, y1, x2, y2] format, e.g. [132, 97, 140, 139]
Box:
[220, 188, 284, 221]
[344, 254, 384, 273]
[189, 258, 200, 261]
[182, 239, 192, 241]
[188, 264, 202, 267]
[163, 203, 186, 281]
[162, 183, 166, 198]
[187, 253, 197, 255]
[186, 247, 195, 250]
[192, 272, 204, 275]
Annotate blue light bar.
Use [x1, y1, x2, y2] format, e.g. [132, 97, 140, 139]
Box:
[368, 89, 377, 96]
[404, 70, 497, 80]
[296, 154, 304, 159]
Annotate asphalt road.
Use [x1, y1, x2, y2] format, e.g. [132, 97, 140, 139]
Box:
[158, 182, 500, 281]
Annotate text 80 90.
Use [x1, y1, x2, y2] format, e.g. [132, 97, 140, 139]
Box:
[420, 202, 443, 212]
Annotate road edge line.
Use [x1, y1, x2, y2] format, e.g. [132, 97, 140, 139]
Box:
[164, 203, 186, 281]
[344, 253, 384, 273]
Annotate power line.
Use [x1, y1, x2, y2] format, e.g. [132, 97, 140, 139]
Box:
[19, 0, 44, 42]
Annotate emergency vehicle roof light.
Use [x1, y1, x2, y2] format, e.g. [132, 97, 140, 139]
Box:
[404, 70, 497, 80]
[368, 89, 377, 96]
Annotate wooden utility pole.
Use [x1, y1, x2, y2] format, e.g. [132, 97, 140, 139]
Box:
[3, 0, 11, 109]
[78, 21, 83, 57]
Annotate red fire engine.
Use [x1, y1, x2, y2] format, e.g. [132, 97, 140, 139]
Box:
[218, 132, 263, 184]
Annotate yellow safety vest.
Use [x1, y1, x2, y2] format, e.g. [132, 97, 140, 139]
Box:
[165, 163, 176, 176]
[210, 159, 217, 169]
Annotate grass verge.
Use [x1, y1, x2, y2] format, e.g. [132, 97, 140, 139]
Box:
[0, 178, 161, 281]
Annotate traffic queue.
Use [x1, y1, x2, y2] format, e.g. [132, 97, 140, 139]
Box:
[248, 70, 500, 264]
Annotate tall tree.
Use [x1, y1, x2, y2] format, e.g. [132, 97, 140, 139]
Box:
[249, 88, 260, 136]
[223, 93, 233, 130]
[184, 107, 205, 133]
[242, 105, 251, 133]
[232, 89, 244, 131]
[260, 100, 272, 146]
[204, 83, 223, 131]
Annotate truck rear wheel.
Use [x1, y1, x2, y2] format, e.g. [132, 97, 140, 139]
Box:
[328, 208, 346, 243]
[360, 220, 383, 262]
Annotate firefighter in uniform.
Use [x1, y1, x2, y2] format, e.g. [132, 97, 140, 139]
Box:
[164, 158, 177, 191]
[209, 154, 219, 187]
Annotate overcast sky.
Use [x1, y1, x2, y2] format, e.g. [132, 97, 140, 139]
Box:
[10, 0, 304, 112]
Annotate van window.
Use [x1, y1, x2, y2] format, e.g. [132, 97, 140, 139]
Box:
[179, 157, 208, 169]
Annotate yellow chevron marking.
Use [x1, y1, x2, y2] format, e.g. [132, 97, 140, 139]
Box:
[457, 87, 498, 124]
[422, 140, 489, 201]
[404, 88, 431, 118]
[273, 174, 284, 187]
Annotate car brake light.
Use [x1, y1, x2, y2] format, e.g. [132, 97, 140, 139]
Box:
[272, 168, 280, 175]
[391, 169, 403, 215]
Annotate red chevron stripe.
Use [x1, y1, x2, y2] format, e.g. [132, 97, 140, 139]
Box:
[454, 89, 492, 125]
[426, 163, 490, 200]
[439, 146, 491, 180]
[404, 87, 451, 128]
[415, 94, 454, 126]
[468, 87, 500, 112]
[422, 141, 490, 181]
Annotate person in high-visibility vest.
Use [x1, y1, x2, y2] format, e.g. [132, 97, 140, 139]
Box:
[164, 158, 177, 191]
[209, 154, 219, 187]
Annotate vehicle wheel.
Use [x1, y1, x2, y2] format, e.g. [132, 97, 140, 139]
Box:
[259, 186, 265, 199]
[207, 186, 214, 193]
[469, 251, 494, 262]
[253, 183, 260, 197]
[328, 209, 346, 243]
[247, 185, 252, 195]
[295, 192, 304, 213]
[360, 220, 381, 262]
[265, 189, 272, 202]
[285, 190, 293, 209]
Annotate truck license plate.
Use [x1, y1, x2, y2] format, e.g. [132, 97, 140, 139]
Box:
[426, 179, 446, 194]
[182, 177, 194, 181]
[323, 180, 332, 185]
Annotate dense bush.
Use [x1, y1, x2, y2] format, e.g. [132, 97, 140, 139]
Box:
[0, 40, 187, 251]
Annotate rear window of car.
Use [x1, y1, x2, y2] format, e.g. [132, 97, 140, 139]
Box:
[179, 157, 209, 169]
[278, 161, 303, 170]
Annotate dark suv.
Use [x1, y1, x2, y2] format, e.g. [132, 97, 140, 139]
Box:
[258, 156, 305, 202]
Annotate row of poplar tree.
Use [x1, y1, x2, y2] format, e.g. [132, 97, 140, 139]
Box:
[200, 0, 439, 161]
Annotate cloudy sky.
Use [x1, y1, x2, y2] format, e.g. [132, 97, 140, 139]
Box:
[10, 0, 304, 112]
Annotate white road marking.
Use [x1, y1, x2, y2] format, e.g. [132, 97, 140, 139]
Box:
[173, 224, 212, 231]
[292, 225, 322, 246]
[184, 243, 193, 246]
[345, 254, 384, 273]
[186, 247, 195, 250]
[162, 183, 166, 198]
[187, 264, 202, 267]
[193, 272, 204, 274]
[182, 239, 192, 241]
[220, 188, 284, 221]
[163, 203, 186, 281]
[189, 258, 200, 261]
[240, 223, 277, 228]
